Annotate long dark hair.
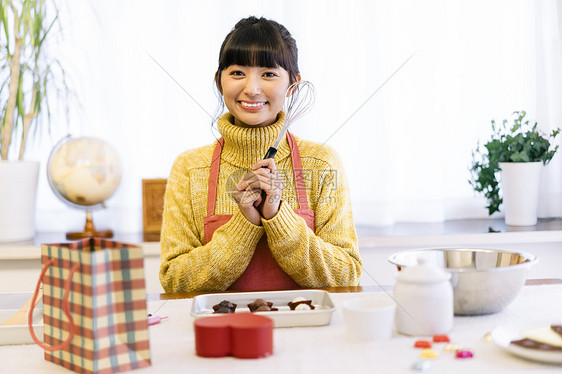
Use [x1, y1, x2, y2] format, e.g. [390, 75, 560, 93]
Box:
[214, 16, 300, 93]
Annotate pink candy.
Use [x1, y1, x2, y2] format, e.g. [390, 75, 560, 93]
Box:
[455, 349, 474, 359]
[148, 315, 168, 326]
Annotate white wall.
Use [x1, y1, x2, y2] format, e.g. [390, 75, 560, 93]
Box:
[23, 0, 562, 233]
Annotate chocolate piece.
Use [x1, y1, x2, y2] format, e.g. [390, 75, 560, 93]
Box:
[212, 300, 237, 314]
[287, 299, 315, 311]
[510, 338, 562, 352]
[551, 325, 562, 338]
[248, 298, 278, 312]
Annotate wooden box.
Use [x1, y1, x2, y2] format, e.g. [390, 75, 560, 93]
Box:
[142, 179, 168, 242]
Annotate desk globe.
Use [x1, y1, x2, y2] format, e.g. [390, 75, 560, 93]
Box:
[47, 136, 122, 239]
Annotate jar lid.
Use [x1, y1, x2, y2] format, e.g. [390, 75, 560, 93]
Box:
[396, 258, 451, 283]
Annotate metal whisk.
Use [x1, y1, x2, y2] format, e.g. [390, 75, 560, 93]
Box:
[263, 80, 316, 159]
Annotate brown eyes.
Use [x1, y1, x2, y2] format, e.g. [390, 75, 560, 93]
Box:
[227, 70, 278, 78]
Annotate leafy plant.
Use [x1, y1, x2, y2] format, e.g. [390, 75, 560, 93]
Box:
[0, 0, 70, 161]
[469, 111, 560, 215]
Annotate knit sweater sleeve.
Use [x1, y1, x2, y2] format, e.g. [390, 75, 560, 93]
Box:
[261, 146, 362, 287]
[159, 152, 264, 293]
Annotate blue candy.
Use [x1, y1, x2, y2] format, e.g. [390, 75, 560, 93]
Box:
[411, 360, 432, 371]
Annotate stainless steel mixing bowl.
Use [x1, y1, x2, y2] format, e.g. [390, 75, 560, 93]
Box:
[388, 248, 538, 315]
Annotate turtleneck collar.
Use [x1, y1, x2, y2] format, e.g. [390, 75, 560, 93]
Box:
[217, 111, 291, 169]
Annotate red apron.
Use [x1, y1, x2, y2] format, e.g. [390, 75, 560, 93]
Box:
[203, 132, 315, 291]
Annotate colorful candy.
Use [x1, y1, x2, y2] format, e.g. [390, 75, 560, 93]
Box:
[420, 348, 439, 359]
[456, 349, 474, 359]
[147, 315, 168, 326]
[411, 360, 432, 371]
[433, 334, 450, 342]
[411, 336, 473, 370]
[414, 340, 432, 348]
[443, 343, 460, 352]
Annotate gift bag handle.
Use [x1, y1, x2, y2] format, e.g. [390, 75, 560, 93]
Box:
[28, 258, 80, 351]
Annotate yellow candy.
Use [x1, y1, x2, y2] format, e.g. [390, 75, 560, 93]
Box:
[420, 348, 439, 359]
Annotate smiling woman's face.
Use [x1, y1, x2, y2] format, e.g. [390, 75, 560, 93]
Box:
[220, 65, 291, 128]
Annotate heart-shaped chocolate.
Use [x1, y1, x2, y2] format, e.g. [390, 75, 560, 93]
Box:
[194, 313, 274, 358]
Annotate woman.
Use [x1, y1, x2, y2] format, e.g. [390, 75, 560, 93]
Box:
[160, 16, 362, 292]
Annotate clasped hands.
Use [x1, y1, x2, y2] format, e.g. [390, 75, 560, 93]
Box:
[231, 159, 283, 226]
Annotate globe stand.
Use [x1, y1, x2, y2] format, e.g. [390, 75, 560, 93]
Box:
[66, 210, 113, 240]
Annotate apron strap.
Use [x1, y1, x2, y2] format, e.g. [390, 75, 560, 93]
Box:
[206, 133, 309, 215]
[207, 137, 224, 217]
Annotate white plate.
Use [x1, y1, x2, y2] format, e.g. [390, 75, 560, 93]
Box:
[0, 322, 43, 346]
[190, 289, 335, 328]
[0, 293, 43, 345]
[491, 324, 562, 364]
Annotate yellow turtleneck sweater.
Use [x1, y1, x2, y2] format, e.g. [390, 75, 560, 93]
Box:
[159, 111, 362, 292]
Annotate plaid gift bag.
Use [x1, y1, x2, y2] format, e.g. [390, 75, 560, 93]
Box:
[28, 238, 151, 373]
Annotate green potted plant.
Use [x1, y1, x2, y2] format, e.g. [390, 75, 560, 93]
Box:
[469, 110, 560, 226]
[0, 0, 70, 241]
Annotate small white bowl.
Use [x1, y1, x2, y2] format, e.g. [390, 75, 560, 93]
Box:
[342, 294, 396, 342]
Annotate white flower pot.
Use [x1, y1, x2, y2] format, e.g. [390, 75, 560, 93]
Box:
[0, 161, 40, 242]
[499, 162, 543, 226]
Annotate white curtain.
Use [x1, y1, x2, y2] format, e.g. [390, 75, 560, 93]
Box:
[31, 0, 562, 232]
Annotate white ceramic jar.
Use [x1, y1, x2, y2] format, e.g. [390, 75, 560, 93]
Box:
[393, 258, 453, 336]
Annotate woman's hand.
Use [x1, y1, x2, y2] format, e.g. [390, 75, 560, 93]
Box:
[232, 159, 283, 224]
[251, 159, 283, 220]
[232, 172, 263, 226]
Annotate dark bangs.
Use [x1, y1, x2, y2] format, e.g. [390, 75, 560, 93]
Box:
[217, 18, 299, 83]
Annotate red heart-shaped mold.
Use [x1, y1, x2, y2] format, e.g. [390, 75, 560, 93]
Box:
[194, 313, 274, 359]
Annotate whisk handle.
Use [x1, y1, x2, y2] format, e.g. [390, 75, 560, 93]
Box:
[257, 147, 278, 214]
[263, 147, 278, 160]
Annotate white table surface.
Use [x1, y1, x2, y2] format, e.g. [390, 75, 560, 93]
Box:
[1, 285, 562, 373]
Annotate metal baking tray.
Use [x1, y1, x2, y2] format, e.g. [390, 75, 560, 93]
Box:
[190, 289, 335, 328]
